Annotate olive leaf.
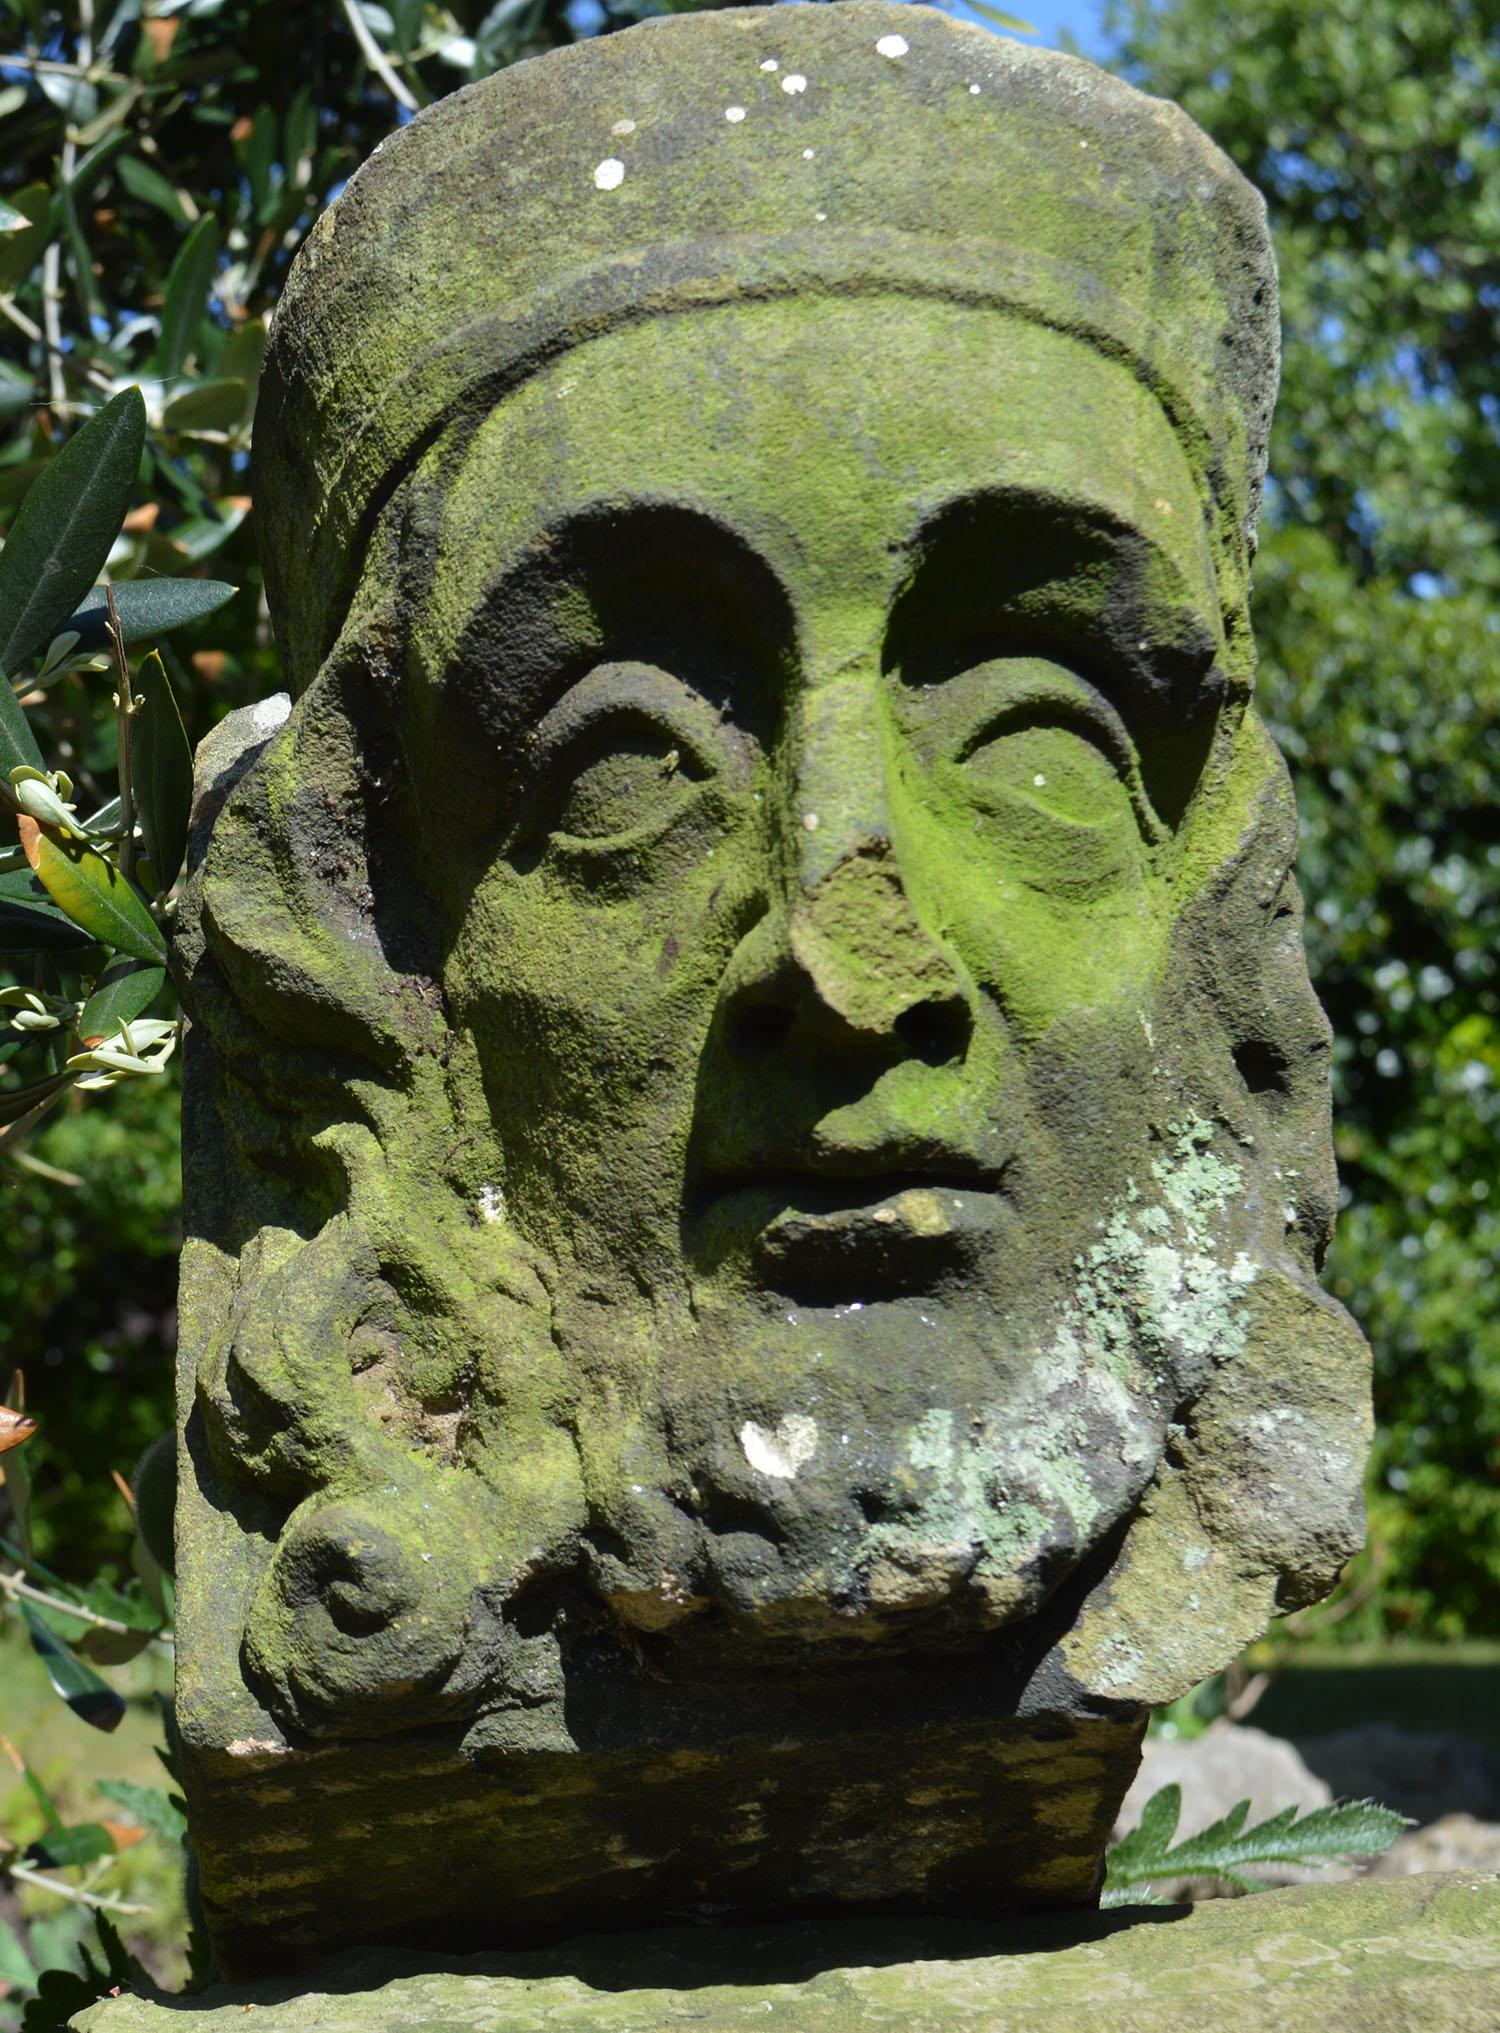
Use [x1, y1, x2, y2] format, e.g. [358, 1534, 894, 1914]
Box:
[64, 577, 236, 655]
[157, 216, 220, 380]
[0, 386, 146, 694]
[0, 181, 50, 294]
[18, 1601, 126, 1732]
[78, 956, 166, 1047]
[20, 819, 167, 965]
[0, 866, 94, 953]
[133, 651, 193, 892]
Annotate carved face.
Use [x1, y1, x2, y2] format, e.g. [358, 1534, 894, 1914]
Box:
[198, 263, 1365, 1758]
[386, 296, 1269, 1639]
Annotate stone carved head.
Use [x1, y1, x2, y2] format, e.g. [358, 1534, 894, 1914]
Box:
[178, 1, 1369, 1854]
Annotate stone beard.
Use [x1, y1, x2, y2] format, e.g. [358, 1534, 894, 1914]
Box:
[174, 4, 1371, 1973]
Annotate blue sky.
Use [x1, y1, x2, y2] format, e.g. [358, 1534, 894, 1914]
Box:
[951, 0, 1112, 57]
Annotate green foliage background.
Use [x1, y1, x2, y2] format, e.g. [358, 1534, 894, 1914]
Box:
[3, 0, 1498, 1634]
[1110, 0, 1500, 1638]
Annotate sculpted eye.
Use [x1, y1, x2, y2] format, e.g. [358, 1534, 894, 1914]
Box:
[551, 720, 708, 841]
[516, 662, 733, 859]
[958, 716, 1130, 830]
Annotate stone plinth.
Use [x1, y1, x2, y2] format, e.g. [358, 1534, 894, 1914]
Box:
[73, 1877, 1500, 2032]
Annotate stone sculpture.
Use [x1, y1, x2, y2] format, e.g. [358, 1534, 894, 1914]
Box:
[173, 1, 1372, 1975]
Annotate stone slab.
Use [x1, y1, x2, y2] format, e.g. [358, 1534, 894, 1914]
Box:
[74, 1875, 1500, 2032]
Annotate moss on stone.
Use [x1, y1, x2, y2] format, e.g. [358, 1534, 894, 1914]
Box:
[74, 1876, 1500, 2033]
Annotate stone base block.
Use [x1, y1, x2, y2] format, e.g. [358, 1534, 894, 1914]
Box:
[183, 1697, 1144, 1976]
[74, 1875, 1500, 2032]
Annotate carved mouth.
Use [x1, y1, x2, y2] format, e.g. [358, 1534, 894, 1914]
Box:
[692, 1171, 1006, 1296]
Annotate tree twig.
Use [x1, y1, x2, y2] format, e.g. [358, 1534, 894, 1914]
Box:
[3, 1859, 150, 1917]
[0, 297, 117, 393]
[338, 0, 420, 113]
[0, 1079, 77, 1157]
[0, 1568, 173, 1648]
[37, 0, 97, 412]
[104, 584, 136, 885]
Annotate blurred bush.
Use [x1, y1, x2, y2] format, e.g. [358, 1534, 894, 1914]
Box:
[1112, 0, 1500, 1636]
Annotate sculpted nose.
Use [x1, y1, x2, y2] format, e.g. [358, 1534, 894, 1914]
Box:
[722, 682, 974, 1069]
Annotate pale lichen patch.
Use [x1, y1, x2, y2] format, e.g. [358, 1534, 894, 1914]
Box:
[1056, 1117, 1253, 1398]
[740, 1414, 818, 1480]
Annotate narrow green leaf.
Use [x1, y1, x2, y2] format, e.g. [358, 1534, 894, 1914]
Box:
[20, 1752, 66, 1841]
[64, 575, 236, 654]
[283, 87, 318, 170]
[0, 674, 44, 776]
[0, 868, 94, 952]
[161, 377, 248, 432]
[58, 184, 100, 325]
[220, 324, 266, 428]
[157, 216, 219, 380]
[63, 130, 131, 207]
[18, 1601, 126, 1732]
[0, 1070, 76, 1128]
[163, 511, 246, 563]
[0, 181, 50, 294]
[26, 1822, 118, 1869]
[84, 794, 122, 833]
[133, 651, 192, 891]
[246, 103, 278, 221]
[0, 359, 35, 419]
[0, 387, 147, 686]
[28, 830, 167, 964]
[73, 1573, 162, 1631]
[115, 152, 189, 224]
[96, 1780, 187, 1845]
[962, 2, 1036, 29]
[79, 957, 165, 1045]
[76, 1623, 156, 1665]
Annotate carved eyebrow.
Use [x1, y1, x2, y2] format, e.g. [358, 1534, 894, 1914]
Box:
[898, 484, 1219, 617]
[882, 490, 1226, 831]
[882, 489, 1222, 712]
[442, 498, 798, 754]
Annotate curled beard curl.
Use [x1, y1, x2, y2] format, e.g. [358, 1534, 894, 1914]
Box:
[175, 519, 1368, 1735]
